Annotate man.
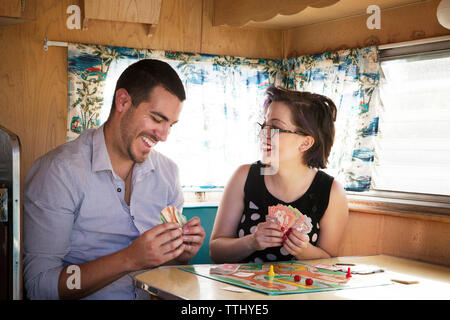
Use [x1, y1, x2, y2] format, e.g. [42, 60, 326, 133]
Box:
[23, 59, 206, 300]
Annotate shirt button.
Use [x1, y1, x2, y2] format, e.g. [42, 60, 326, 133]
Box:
[117, 188, 121, 192]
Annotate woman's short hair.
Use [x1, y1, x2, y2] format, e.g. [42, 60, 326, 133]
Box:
[264, 86, 337, 169]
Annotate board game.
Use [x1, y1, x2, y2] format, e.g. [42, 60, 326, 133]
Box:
[179, 261, 392, 295]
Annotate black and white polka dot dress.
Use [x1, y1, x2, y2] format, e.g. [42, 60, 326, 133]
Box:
[237, 161, 334, 263]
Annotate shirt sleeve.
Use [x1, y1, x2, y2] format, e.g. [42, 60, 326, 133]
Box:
[167, 162, 184, 213]
[23, 156, 79, 300]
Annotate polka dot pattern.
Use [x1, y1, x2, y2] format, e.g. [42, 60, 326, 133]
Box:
[237, 162, 334, 263]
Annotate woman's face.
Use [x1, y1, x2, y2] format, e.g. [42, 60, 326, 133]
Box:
[261, 101, 309, 165]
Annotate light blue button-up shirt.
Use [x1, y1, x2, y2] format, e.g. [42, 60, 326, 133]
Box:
[23, 126, 184, 300]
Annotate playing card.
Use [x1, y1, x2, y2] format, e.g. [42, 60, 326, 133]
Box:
[210, 264, 240, 275]
[160, 206, 187, 227]
[267, 204, 312, 235]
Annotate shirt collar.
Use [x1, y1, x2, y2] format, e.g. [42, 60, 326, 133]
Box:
[92, 125, 156, 175]
[92, 125, 113, 173]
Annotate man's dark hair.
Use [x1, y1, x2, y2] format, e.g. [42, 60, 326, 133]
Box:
[264, 86, 337, 169]
[111, 59, 186, 112]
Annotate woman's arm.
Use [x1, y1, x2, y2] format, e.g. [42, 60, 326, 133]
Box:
[284, 179, 349, 259]
[210, 165, 284, 263]
[316, 179, 349, 257]
[209, 165, 255, 263]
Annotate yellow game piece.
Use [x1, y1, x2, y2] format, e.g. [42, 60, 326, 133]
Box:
[268, 265, 276, 277]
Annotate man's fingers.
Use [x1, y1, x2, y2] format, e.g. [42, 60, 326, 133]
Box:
[158, 227, 183, 246]
[160, 235, 184, 254]
[182, 234, 204, 245]
[183, 216, 201, 227]
[163, 243, 185, 260]
[183, 224, 206, 238]
[147, 222, 182, 238]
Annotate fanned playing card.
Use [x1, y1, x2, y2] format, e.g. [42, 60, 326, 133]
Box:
[160, 206, 187, 227]
[267, 204, 312, 235]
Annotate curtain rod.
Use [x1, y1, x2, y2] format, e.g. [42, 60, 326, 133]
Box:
[378, 35, 450, 50]
[43, 37, 68, 51]
[43, 35, 450, 52]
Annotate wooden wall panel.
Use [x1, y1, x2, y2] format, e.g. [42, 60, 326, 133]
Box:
[381, 215, 450, 266]
[84, 0, 162, 24]
[338, 210, 450, 266]
[0, 21, 68, 183]
[0, 0, 22, 18]
[154, 0, 203, 53]
[41, 0, 203, 53]
[284, 0, 450, 57]
[201, 0, 283, 59]
[338, 211, 383, 257]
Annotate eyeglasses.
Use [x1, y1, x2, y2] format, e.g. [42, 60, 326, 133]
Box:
[256, 122, 307, 138]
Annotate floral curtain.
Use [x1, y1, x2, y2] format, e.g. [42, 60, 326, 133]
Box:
[67, 43, 379, 191]
[67, 43, 285, 187]
[284, 47, 380, 191]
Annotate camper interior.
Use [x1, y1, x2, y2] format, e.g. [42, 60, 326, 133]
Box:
[0, 0, 449, 301]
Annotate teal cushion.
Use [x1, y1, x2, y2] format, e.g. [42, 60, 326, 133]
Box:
[182, 206, 218, 264]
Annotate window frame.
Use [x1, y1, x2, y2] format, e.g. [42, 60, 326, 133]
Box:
[354, 36, 450, 215]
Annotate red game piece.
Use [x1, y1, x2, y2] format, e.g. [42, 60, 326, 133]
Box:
[346, 267, 352, 278]
[294, 275, 301, 282]
[305, 278, 313, 285]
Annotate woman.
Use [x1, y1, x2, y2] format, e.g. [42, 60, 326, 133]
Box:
[210, 86, 348, 263]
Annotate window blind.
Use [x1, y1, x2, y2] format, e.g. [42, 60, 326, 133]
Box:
[373, 47, 450, 196]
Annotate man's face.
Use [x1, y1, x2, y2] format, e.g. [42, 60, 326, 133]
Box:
[119, 85, 183, 163]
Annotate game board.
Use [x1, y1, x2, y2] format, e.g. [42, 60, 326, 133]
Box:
[179, 261, 392, 295]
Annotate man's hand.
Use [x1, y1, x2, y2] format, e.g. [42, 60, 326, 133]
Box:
[176, 217, 206, 264]
[124, 222, 185, 271]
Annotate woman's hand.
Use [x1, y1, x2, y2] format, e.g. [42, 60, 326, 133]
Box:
[250, 221, 284, 251]
[282, 228, 309, 257]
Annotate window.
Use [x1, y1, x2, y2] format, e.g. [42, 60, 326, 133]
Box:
[350, 39, 450, 209]
[103, 57, 268, 190]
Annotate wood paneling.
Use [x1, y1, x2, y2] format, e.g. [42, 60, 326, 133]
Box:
[338, 211, 383, 257]
[381, 215, 450, 265]
[0, 0, 22, 18]
[284, 0, 450, 57]
[41, 0, 203, 53]
[0, 0, 35, 26]
[338, 208, 450, 266]
[202, 0, 283, 59]
[84, 0, 162, 24]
